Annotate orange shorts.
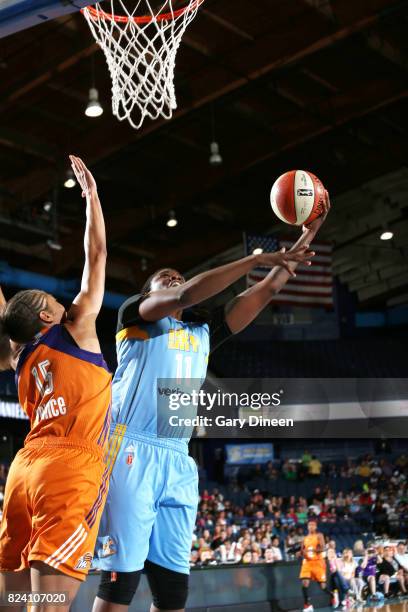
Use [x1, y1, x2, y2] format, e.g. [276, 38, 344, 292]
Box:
[0, 437, 108, 581]
[300, 558, 327, 583]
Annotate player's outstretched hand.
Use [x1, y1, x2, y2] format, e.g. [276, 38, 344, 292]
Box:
[303, 189, 331, 234]
[256, 245, 315, 277]
[69, 155, 97, 198]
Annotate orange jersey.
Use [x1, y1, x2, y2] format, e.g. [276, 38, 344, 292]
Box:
[0, 325, 112, 580]
[302, 533, 323, 560]
[16, 324, 111, 448]
[0, 439, 108, 580]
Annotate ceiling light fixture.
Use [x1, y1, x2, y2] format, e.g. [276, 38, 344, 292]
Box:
[209, 141, 223, 166]
[47, 238, 63, 251]
[209, 103, 223, 166]
[380, 230, 393, 241]
[64, 169, 76, 189]
[85, 87, 103, 118]
[166, 210, 178, 228]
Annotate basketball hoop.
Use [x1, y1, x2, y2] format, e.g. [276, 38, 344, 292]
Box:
[82, 1, 204, 129]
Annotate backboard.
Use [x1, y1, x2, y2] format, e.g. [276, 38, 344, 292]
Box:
[0, 0, 97, 38]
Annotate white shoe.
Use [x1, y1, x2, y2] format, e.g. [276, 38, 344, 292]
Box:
[303, 605, 314, 612]
[332, 591, 340, 608]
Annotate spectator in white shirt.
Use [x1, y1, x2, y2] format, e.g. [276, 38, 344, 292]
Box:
[270, 536, 283, 561]
[339, 548, 364, 602]
[218, 540, 240, 563]
[395, 542, 408, 572]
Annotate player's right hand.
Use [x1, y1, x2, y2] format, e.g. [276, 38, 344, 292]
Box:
[256, 245, 315, 276]
[69, 155, 97, 198]
[303, 189, 331, 233]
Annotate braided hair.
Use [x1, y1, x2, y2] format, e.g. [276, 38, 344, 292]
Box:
[0, 289, 48, 344]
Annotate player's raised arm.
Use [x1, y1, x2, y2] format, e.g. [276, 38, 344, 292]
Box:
[139, 248, 313, 322]
[66, 156, 107, 346]
[360, 551, 369, 568]
[224, 192, 330, 334]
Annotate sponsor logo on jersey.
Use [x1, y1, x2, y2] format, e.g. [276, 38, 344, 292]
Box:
[297, 189, 313, 197]
[158, 386, 185, 397]
[75, 552, 93, 570]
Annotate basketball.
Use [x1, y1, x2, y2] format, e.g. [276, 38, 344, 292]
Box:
[270, 170, 326, 226]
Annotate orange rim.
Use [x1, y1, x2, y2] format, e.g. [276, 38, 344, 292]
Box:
[82, 0, 204, 24]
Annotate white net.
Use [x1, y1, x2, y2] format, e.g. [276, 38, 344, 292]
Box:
[82, 1, 204, 129]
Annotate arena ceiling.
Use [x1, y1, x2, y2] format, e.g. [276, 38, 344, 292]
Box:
[0, 0, 407, 307]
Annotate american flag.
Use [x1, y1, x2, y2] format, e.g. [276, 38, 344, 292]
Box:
[245, 234, 334, 308]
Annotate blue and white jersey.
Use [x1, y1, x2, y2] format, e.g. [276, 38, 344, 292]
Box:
[111, 295, 231, 437]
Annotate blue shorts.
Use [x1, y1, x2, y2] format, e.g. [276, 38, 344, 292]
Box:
[93, 424, 198, 575]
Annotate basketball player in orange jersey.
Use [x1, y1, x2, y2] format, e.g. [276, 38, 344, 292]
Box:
[300, 519, 328, 611]
[0, 156, 111, 612]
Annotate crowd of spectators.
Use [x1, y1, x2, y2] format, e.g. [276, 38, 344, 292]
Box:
[239, 450, 407, 484]
[1, 450, 407, 601]
[327, 541, 408, 604]
[192, 453, 407, 568]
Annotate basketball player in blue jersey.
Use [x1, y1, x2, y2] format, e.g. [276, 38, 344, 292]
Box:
[92, 193, 330, 612]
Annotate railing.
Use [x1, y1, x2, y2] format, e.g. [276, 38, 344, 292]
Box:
[72, 561, 329, 611]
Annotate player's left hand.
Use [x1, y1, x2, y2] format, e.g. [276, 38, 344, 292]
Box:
[69, 155, 97, 198]
[303, 189, 331, 234]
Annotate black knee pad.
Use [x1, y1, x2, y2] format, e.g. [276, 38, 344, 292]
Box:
[145, 560, 189, 610]
[97, 570, 142, 606]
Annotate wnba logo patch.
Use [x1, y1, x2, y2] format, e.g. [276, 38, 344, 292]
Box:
[75, 552, 93, 570]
